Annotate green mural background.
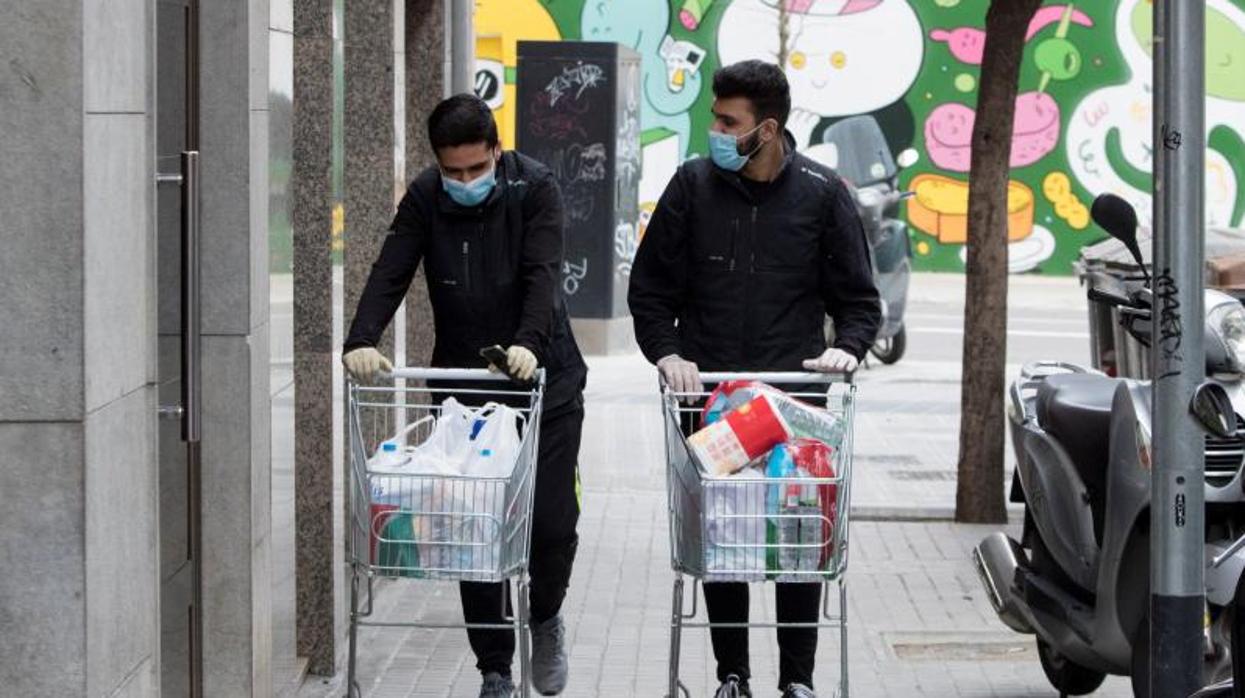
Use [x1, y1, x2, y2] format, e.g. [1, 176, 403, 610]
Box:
[475, 0, 1245, 275]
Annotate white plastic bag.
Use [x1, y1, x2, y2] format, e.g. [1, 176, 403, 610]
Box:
[460, 402, 521, 478]
[369, 398, 521, 478]
[703, 466, 767, 581]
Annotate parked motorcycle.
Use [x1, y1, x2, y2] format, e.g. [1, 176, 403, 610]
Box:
[973, 194, 1245, 696]
[820, 116, 915, 364]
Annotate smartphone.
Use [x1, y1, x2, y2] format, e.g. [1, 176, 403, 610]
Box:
[479, 344, 509, 370]
[480, 344, 534, 386]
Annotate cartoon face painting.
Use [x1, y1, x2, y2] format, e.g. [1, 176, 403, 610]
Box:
[581, 0, 707, 158]
[717, 0, 924, 140]
[476, 0, 1245, 276]
[1065, 0, 1245, 229]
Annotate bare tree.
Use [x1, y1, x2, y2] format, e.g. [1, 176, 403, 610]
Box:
[777, 1, 790, 68]
[956, 0, 1043, 524]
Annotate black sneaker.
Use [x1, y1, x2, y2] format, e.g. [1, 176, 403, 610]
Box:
[479, 671, 515, 698]
[713, 674, 752, 698]
[781, 683, 816, 698]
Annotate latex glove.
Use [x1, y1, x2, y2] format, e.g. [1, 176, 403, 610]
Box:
[803, 347, 858, 374]
[657, 354, 703, 401]
[506, 345, 538, 382]
[343, 347, 393, 383]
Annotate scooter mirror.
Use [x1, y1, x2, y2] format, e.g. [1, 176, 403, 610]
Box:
[1191, 381, 1238, 438]
[896, 148, 919, 169]
[1090, 194, 1145, 273]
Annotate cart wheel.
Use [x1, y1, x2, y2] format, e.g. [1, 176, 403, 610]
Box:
[869, 325, 906, 365]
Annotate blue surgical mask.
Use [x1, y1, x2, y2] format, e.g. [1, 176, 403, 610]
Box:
[708, 124, 764, 172]
[441, 165, 497, 207]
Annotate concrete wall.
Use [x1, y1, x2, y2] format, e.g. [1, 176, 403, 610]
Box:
[0, 1, 160, 695]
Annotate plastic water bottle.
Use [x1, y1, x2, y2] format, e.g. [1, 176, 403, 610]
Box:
[765, 448, 801, 574]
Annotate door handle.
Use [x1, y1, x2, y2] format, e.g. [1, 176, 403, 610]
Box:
[181, 150, 201, 444]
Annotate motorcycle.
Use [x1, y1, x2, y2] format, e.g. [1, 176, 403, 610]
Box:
[973, 193, 1245, 696]
[819, 115, 915, 365]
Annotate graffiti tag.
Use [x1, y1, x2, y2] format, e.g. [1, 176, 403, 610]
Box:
[545, 62, 606, 107]
[1156, 267, 1183, 380]
[562, 257, 588, 296]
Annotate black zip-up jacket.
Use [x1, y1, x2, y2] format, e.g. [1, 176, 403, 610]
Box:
[628, 134, 880, 372]
[345, 151, 587, 415]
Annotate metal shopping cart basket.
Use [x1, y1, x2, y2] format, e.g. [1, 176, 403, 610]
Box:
[346, 368, 544, 697]
[663, 372, 855, 698]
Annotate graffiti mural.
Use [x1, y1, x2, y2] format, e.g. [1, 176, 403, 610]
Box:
[475, 0, 1245, 275]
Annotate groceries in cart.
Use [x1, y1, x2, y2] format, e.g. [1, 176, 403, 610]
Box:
[366, 398, 520, 477]
[367, 398, 522, 577]
[687, 392, 793, 476]
[692, 381, 843, 578]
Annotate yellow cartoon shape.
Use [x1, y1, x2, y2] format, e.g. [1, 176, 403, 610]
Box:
[474, 0, 561, 148]
[907, 173, 1035, 244]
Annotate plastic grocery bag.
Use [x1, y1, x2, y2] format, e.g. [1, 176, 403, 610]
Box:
[703, 465, 768, 581]
[367, 399, 521, 477]
[459, 402, 521, 478]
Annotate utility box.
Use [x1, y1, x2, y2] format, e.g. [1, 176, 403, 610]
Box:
[516, 41, 641, 353]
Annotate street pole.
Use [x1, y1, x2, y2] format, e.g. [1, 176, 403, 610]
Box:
[449, 0, 474, 96]
[1150, 0, 1206, 696]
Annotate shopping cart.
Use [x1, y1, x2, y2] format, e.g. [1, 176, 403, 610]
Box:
[346, 368, 544, 698]
[663, 372, 856, 698]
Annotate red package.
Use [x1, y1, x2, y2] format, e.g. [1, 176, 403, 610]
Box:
[688, 393, 793, 476]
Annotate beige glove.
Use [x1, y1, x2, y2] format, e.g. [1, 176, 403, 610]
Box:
[486, 345, 539, 381]
[506, 345, 538, 381]
[802, 347, 858, 374]
[657, 354, 703, 401]
[343, 347, 393, 383]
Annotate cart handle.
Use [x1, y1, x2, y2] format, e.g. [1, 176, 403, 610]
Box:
[696, 371, 852, 385]
[381, 367, 547, 385]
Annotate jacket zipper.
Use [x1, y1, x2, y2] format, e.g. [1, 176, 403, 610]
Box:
[462, 240, 471, 293]
[729, 219, 739, 272]
[748, 207, 758, 273]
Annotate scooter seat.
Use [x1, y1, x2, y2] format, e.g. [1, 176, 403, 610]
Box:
[1035, 374, 1119, 512]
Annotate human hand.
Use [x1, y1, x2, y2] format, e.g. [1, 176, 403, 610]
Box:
[802, 348, 858, 374]
[657, 354, 703, 402]
[343, 347, 393, 383]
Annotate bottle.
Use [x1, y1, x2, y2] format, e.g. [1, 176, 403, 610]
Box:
[765, 446, 801, 575]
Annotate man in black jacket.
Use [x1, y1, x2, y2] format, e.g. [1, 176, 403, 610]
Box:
[344, 94, 587, 698]
[629, 61, 880, 698]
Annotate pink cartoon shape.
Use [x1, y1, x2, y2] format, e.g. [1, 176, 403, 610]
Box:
[930, 27, 986, 65]
[840, 0, 882, 14]
[925, 91, 1061, 172]
[930, 5, 1093, 66]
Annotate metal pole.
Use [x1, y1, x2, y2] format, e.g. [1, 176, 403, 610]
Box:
[1150, 0, 1206, 695]
[448, 0, 474, 95]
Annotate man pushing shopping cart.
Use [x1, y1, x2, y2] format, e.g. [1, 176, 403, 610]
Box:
[628, 60, 881, 698]
[343, 94, 587, 698]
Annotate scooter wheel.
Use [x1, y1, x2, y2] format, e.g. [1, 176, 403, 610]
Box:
[1037, 637, 1107, 696]
[869, 325, 906, 365]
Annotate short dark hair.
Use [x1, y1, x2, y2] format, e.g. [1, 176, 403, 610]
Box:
[427, 93, 499, 150]
[712, 60, 791, 128]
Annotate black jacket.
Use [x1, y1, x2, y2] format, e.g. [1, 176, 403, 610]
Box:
[628, 136, 880, 372]
[345, 151, 587, 415]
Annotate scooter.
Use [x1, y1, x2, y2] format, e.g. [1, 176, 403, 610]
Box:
[973, 194, 1245, 697]
[820, 115, 915, 365]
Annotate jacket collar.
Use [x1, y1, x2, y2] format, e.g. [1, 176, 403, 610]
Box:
[711, 130, 799, 201]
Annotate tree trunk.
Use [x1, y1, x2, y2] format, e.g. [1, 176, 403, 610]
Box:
[955, 0, 1042, 524]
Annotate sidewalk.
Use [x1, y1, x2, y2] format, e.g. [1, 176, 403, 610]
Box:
[300, 273, 1123, 697]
